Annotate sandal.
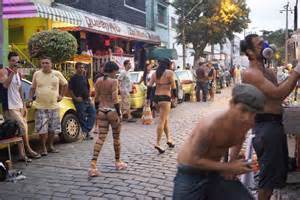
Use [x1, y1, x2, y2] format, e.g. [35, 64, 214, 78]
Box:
[27, 151, 41, 159]
[48, 148, 59, 153]
[41, 151, 48, 156]
[18, 156, 32, 163]
[167, 142, 175, 148]
[115, 161, 127, 170]
[88, 168, 101, 177]
[155, 146, 165, 154]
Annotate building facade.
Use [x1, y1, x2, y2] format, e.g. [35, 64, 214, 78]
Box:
[146, 0, 169, 47]
[54, 0, 146, 27]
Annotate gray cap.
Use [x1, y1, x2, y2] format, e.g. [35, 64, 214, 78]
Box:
[232, 83, 266, 112]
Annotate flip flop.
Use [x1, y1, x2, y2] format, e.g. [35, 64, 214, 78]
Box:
[48, 148, 59, 153]
[18, 156, 32, 163]
[167, 142, 175, 148]
[88, 168, 101, 177]
[41, 151, 48, 156]
[115, 161, 127, 170]
[27, 152, 41, 159]
[155, 146, 165, 154]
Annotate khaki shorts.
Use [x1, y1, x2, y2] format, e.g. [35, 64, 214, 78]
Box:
[4, 109, 27, 136]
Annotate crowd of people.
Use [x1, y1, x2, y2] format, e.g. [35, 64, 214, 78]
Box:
[0, 32, 299, 200]
[195, 61, 242, 102]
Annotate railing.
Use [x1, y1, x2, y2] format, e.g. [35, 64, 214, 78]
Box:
[11, 44, 37, 68]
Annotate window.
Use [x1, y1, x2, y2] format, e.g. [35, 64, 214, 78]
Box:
[157, 4, 167, 25]
[9, 27, 25, 44]
[171, 17, 176, 29]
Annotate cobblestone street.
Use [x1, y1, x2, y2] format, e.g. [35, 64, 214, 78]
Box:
[0, 88, 300, 200]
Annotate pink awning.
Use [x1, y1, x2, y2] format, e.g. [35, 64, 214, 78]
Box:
[3, 0, 37, 19]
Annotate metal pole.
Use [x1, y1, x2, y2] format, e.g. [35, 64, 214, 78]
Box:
[182, 16, 186, 68]
[285, 3, 289, 66]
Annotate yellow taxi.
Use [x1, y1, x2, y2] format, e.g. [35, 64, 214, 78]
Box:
[175, 70, 196, 101]
[0, 79, 81, 144]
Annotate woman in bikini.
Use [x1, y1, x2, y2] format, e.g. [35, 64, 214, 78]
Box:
[147, 58, 177, 154]
[89, 61, 127, 177]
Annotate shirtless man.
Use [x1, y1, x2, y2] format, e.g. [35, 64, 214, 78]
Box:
[173, 84, 265, 200]
[240, 34, 300, 200]
[147, 58, 177, 153]
[89, 61, 127, 177]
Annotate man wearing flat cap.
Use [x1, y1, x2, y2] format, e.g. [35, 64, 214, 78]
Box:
[173, 84, 265, 200]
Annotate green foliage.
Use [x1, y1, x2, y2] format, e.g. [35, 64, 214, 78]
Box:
[28, 30, 78, 64]
[173, 0, 250, 63]
[262, 29, 293, 65]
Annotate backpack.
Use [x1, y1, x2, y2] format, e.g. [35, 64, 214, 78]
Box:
[0, 120, 20, 140]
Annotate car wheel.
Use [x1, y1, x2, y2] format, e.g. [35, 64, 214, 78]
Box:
[60, 113, 80, 143]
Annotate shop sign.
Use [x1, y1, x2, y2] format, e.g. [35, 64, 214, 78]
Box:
[84, 16, 121, 34]
[81, 14, 160, 43]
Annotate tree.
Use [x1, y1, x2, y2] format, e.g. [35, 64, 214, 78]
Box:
[173, 0, 250, 65]
[28, 30, 78, 64]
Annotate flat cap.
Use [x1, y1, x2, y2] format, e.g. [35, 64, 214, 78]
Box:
[232, 84, 266, 112]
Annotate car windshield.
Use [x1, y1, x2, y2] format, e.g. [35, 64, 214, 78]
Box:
[176, 71, 192, 81]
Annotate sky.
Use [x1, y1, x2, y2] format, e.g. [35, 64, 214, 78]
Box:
[245, 0, 296, 33]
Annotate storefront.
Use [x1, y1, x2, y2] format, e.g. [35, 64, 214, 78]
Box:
[3, 1, 161, 72]
[56, 5, 161, 72]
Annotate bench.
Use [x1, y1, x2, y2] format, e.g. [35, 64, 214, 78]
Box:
[0, 137, 24, 161]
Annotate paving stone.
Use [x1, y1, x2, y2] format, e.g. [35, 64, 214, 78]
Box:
[130, 189, 147, 195]
[5, 90, 292, 200]
[70, 195, 90, 200]
[100, 188, 119, 194]
[86, 191, 104, 197]
[103, 194, 122, 200]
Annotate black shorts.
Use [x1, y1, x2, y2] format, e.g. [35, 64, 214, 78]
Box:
[154, 95, 171, 103]
[173, 164, 254, 200]
[253, 114, 288, 189]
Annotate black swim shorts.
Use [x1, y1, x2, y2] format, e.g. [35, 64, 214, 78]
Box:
[253, 114, 288, 190]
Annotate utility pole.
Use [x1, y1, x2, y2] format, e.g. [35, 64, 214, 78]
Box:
[295, 0, 299, 31]
[281, 2, 293, 66]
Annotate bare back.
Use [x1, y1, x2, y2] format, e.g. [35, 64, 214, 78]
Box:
[95, 77, 119, 109]
[242, 65, 282, 114]
[178, 112, 248, 167]
[151, 70, 176, 96]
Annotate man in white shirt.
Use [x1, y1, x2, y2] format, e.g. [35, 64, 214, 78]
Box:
[118, 60, 135, 122]
[0, 52, 41, 161]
